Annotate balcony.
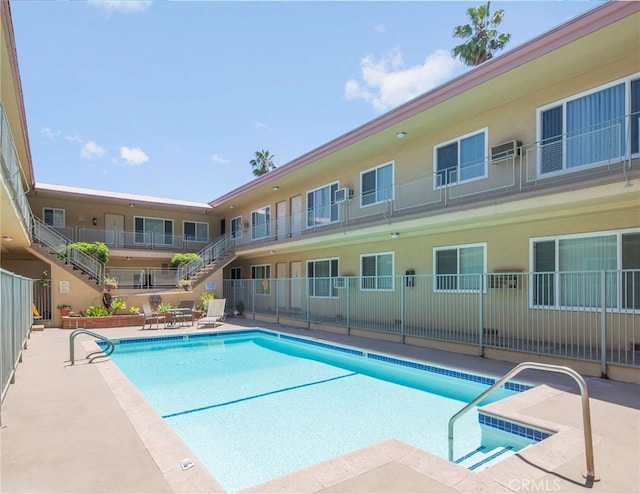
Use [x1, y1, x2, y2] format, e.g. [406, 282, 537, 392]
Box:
[230, 115, 638, 251]
[41, 225, 213, 253]
[104, 267, 181, 289]
[0, 103, 32, 236]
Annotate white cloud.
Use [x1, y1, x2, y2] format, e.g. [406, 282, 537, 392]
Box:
[90, 1, 151, 15]
[345, 48, 460, 112]
[374, 24, 386, 34]
[64, 133, 83, 143]
[41, 127, 61, 140]
[80, 140, 107, 159]
[255, 121, 273, 131]
[211, 154, 231, 165]
[119, 146, 149, 166]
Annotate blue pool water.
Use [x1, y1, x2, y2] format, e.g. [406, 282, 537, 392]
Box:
[108, 330, 540, 492]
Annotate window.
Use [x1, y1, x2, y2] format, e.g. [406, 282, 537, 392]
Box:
[307, 258, 339, 297]
[183, 221, 209, 242]
[251, 207, 271, 240]
[361, 252, 394, 291]
[230, 267, 241, 279]
[134, 217, 173, 245]
[361, 162, 393, 207]
[251, 264, 271, 295]
[434, 130, 487, 187]
[539, 75, 639, 175]
[231, 216, 243, 239]
[43, 207, 65, 227]
[532, 230, 639, 310]
[307, 182, 338, 228]
[434, 244, 485, 292]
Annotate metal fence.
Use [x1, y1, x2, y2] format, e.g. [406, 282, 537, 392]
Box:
[1, 269, 33, 414]
[222, 270, 639, 371]
[105, 267, 181, 289]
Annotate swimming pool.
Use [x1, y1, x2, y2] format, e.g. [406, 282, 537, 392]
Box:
[107, 330, 550, 492]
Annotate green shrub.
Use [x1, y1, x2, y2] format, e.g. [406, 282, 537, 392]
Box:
[110, 297, 127, 315]
[85, 305, 109, 317]
[129, 306, 140, 315]
[199, 292, 215, 310]
[170, 253, 201, 268]
[60, 242, 109, 264]
[157, 302, 172, 313]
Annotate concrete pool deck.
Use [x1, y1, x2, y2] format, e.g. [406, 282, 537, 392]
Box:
[1, 321, 639, 493]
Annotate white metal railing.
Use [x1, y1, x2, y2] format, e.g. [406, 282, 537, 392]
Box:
[1, 269, 33, 423]
[105, 267, 181, 288]
[32, 216, 104, 283]
[0, 103, 32, 236]
[227, 114, 638, 252]
[177, 234, 235, 281]
[222, 270, 639, 371]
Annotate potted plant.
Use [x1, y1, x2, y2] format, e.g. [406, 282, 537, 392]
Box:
[103, 277, 118, 291]
[176, 279, 192, 291]
[234, 301, 244, 317]
[57, 304, 71, 316]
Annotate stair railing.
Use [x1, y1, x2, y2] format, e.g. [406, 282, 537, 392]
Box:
[448, 362, 597, 482]
[32, 216, 103, 284]
[177, 234, 235, 281]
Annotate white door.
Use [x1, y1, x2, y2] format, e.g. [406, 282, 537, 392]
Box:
[276, 201, 287, 240]
[276, 262, 287, 309]
[290, 261, 302, 309]
[290, 195, 302, 237]
[104, 214, 124, 247]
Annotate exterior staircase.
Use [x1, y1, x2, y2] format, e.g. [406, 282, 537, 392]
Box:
[177, 235, 236, 286]
[30, 216, 103, 289]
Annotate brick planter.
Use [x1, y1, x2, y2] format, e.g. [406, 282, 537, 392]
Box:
[61, 314, 147, 330]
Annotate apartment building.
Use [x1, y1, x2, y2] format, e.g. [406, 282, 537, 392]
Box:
[1, 1, 638, 381]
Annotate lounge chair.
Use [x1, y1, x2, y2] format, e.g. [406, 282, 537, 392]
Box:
[142, 301, 164, 330]
[175, 300, 195, 326]
[197, 298, 226, 328]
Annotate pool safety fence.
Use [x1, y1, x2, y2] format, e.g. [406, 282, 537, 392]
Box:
[222, 270, 639, 371]
[0, 269, 33, 418]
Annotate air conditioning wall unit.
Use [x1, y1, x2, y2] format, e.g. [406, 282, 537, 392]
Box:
[334, 187, 354, 203]
[491, 140, 522, 163]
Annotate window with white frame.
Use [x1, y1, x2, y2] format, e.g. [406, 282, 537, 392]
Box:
[307, 258, 339, 297]
[183, 221, 209, 242]
[43, 207, 65, 227]
[361, 252, 394, 291]
[134, 217, 173, 245]
[231, 216, 243, 239]
[434, 243, 485, 292]
[538, 75, 640, 176]
[361, 162, 394, 207]
[251, 207, 271, 240]
[434, 129, 487, 188]
[307, 182, 339, 228]
[251, 264, 271, 295]
[532, 230, 639, 310]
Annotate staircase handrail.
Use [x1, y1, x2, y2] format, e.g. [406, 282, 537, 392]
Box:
[32, 215, 104, 284]
[177, 234, 235, 281]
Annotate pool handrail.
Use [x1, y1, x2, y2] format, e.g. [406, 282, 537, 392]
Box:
[69, 329, 115, 365]
[447, 361, 597, 482]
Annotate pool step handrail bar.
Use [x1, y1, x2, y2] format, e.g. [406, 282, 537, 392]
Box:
[69, 329, 115, 365]
[447, 362, 597, 482]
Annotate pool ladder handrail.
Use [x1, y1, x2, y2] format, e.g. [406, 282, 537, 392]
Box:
[69, 329, 115, 365]
[447, 361, 597, 482]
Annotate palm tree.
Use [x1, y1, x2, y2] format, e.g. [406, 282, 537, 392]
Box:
[451, 2, 511, 67]
[249, 149, 277, 177]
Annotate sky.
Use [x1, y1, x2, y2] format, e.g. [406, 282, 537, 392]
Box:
[11, 0, 598, 204]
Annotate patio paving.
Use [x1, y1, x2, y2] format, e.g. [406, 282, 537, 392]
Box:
[1, 320, 638, 493]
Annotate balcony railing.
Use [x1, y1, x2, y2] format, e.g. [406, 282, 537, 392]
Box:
[0, 103, 32, 236]
[44, 226, 212, 252]
[105, 267, 181, 289]
[229, 114, 638, 251]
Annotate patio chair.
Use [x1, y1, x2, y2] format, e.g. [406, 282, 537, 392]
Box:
[142, 301, 164, 330]
[197, 298, 226, 328]
[175, 300, 195, 326]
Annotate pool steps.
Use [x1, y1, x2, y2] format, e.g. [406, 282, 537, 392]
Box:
[455, 445, 515, 471]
